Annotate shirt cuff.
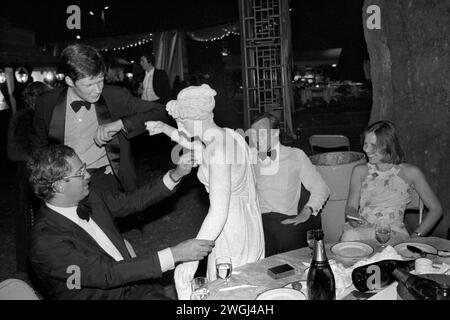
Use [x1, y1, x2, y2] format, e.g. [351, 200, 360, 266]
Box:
[157, 248, 175, 273]
[162, 172, 180, 191]
[305, 200, 322, 216]
[119, 119, 129, 134]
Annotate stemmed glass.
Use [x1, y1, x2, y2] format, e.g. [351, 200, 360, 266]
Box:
[375, 222, 391, 248]
[216, 256, 233, 285]
[190, 277, 209, 300]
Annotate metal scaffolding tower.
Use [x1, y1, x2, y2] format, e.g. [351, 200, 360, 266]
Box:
[238, 0, 294, 136]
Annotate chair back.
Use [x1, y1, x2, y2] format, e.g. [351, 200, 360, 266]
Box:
[406, 188, 424, 224]
[0, 279, 40, 300]
[309, 134, 350, 154]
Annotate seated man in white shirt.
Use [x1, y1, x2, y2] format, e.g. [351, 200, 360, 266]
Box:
[250, 113, 330, 257]
[27, 145, 214, 299]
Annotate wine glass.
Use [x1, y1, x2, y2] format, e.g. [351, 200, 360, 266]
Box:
[190, 276, 209, 300]
[216, 256, 232, 285]
[375, 222, 391, 248]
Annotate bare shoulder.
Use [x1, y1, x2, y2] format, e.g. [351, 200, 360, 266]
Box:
[353, 163, 369, 177]
[399, 163, 423, 180]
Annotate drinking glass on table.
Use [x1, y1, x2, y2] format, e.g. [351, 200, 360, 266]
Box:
[375, 222, 391, 248]
[216, 256, 233, 285]
[190, 276, 209, 300]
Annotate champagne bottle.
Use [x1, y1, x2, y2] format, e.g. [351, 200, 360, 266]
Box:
[392, 268, 442, 300]
[307, 229, 336, 300]
[352, 259, 415, 292]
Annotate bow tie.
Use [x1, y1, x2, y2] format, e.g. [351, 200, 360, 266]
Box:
[70, 100, 91, 113]
[258, 149, 277, 161]
[76, 197, 91, 222]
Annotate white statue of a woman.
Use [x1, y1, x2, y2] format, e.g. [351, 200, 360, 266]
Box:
[146, 84, 265, 300]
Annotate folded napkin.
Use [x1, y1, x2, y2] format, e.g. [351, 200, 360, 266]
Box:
[329, 261, 353, 297]
[351, 245, 405, 270]
[413, 258, 450, 275]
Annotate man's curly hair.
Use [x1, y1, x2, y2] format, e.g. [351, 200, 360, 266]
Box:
[26, 145, 77, 201]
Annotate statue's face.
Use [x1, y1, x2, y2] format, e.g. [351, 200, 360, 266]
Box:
[176, 120, 193, 139]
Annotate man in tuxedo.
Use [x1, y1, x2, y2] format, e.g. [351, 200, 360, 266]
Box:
[31, 43, 168, 194]
[139, 52, 172, 105]
[250, 113, 329, 256]
[27, 145, 214, 299]
[136, 52, 174, 170]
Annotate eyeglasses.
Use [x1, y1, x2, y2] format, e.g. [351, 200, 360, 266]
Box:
[62, 163, 88, 180]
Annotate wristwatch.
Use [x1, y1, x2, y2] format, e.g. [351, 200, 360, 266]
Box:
[413, 231, 423, 237]
[168, 169, 182, 183]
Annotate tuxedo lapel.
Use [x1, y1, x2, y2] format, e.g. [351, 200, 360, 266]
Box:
[48, 88, 68, 144]
[89, 201, 131, 259]
[41, 205, 130, 260]
[94, 95, 121, 179]
[40, 205, 107, 257]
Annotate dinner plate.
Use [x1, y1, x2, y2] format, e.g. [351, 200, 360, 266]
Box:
[331, 242, 374, 259]
[256, 288, 306, 300]
[394, 242, 438, 259]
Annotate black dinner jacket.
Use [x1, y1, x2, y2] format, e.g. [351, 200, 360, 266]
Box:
[30, 175, 175, 300]
[152, 69, 172, 105]
[31, 85, 168, 191]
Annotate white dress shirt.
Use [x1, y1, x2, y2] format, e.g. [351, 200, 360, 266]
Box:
[46, 203, 125, 262]
[141, 68, 160, 102]
[254, 144, 330, 216]
[65, 88, 110, 170]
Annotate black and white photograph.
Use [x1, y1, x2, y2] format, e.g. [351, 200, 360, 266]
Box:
[0, 0, 449, 308]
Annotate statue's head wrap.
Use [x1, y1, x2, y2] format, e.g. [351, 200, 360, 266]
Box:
[166, 84, 217, 121]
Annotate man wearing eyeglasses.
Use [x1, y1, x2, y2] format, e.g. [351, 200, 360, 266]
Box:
[27, 145, 213, 300]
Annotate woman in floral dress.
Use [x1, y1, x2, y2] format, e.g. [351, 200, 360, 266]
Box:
[341, 120, 442, 242]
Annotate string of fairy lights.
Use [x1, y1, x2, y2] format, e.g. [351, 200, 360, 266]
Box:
[101, 34, 153, 52]
[100, 28, 239, 52]
[188, 30, 240, 42]
[73, 4, 240, 52]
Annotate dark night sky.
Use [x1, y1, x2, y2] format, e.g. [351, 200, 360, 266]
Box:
[1, 0, 367, 79]
[1, 0, 239, 43]
[1, 0, 366, 52]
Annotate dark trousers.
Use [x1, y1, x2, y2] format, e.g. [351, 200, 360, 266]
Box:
[262, 212, 322, 257]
